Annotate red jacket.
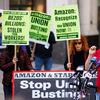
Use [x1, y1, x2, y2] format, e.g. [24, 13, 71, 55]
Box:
[93, 49, 100, 93]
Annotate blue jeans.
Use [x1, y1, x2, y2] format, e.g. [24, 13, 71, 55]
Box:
[35, 57, 53, 70]
[3, 84, 12, 100]
[96, 92, 100, 100]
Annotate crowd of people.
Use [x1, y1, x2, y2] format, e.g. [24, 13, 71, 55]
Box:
[0, 31, 56, 100]
[0, 4, 99, 100]
[0, 32, 100, 100]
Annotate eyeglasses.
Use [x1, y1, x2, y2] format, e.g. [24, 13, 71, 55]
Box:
[74, 42, 82, 45]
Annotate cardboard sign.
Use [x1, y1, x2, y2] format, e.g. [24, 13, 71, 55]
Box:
[12, 71, 96, 100]
[52, 5, 80, 41]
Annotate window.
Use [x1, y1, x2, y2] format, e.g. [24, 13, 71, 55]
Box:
[10, 0, 46, 12]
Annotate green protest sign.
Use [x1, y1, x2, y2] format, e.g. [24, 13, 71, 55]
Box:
[2, 10, 30, 45]
[0, 9, 6, 49]
[29, 11, 51, 44]
[52, 5, 80, 41]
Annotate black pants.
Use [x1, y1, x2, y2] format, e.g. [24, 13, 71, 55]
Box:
[3, 84, 12, 100]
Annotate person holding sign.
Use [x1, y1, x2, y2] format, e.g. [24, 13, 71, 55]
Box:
[64, 34, 89, 71]
[34, 31, 56, 70]
[0, 45, 33, 100]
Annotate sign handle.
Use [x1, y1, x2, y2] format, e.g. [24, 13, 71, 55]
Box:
[14, 45, 17, 71]
[67, 40, 71, 70]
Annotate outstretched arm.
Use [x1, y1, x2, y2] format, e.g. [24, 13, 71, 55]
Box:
[85, 46, 96, 70]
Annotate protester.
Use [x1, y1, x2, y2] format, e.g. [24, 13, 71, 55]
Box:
[64, 34, 89, 71]
[20, 45, 32, 58]
[0, 45, 33, 100]
[34, 31, 56, 70]
[85, 46, 100, 100]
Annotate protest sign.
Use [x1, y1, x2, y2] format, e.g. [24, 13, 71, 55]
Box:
[13, 71, 96, 100]
[29, 11, 51, 45]
[52, 5, 80, 41]
[2, 10, 30, 45]
[0, 9, 6, 48]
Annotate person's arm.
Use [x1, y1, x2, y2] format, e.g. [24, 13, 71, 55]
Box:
[0, 54, 14, 71]
[64, 57, 72, 70]
[85, 54, 93, 70]
[85, 46, 96, 70]
[48, 31, 56, 44]
[0, 62, 14, 71]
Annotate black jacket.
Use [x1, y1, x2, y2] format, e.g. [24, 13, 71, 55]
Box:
[35, 31, 56, 58]
[64, 50, 88, 71]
